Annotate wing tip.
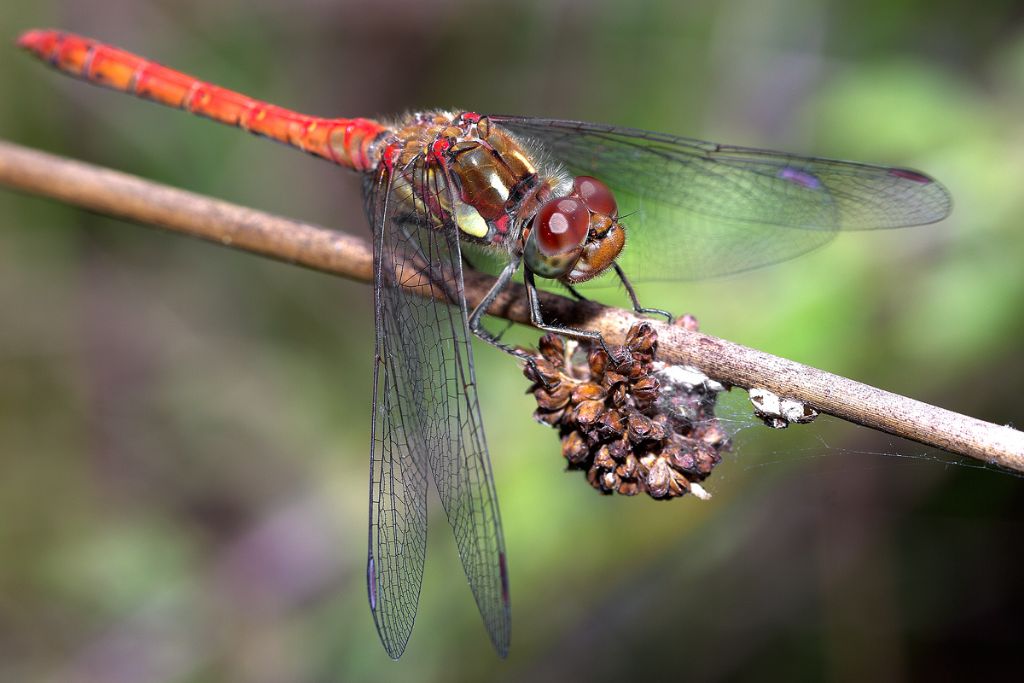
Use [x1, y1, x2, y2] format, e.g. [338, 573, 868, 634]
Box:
[489, 618, 512, 659]
[880, 164, 953, 221]
[375, 621, 413, 660]
[368, 554, 417, 660]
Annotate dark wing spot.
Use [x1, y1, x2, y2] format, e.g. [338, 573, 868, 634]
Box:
[777, 167, 822, 190]
[367, 556, 378, 610]
[888, 168, 932, 184]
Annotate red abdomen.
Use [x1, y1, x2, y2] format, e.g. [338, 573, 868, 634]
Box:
[17, 29, 388, 172]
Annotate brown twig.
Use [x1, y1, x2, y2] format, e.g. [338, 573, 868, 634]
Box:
[1, 139, 1022, 470]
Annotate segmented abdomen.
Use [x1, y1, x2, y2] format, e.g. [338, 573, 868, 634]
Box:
[17, 29, 387, 172]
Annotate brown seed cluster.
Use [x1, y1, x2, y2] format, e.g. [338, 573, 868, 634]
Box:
[524, 322, 730, 500]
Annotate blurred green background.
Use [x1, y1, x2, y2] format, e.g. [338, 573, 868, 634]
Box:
[1, 1, 1023, 681]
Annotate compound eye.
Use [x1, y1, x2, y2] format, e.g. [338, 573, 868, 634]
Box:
[534, 197, 590, 256]
[572, 176, 617, 216]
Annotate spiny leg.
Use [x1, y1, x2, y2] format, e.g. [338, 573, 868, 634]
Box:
[524, 270, 612, 356]
[468, 258, 571, 391]
[460, 248, 515, 335]
[613, 263, 674, 323]
[562, 283, 588, 302]
[468, 256, 536, 363]
[490, 319, 516, 344]
[461, 250, 521, 339]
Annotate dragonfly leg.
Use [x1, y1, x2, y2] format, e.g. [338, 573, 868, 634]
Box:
[468, 259, 573, 393]
[461, 250, 481, 273]
[524, 270, 612, 356]
[468, 256, 537, 364]
[490, 319, 516, 344]
[613, 263, 674, 323]
[562, 283, 588, 302]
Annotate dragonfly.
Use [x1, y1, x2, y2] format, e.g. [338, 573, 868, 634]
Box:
[17, 29, 952, 659]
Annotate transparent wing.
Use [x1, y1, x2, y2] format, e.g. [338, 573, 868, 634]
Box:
[365, 157, 510, 659]
[491, 116, 952, 280]
[365, 163, 430, 660]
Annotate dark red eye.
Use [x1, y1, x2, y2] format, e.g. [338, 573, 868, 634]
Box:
[534, 197, 590, 256]
[572, 176, 617, 216]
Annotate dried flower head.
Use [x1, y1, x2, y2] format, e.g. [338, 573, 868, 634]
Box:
[523, 321, 730, 500]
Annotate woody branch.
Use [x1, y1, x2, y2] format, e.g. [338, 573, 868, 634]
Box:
[1, 139, 1021, 470]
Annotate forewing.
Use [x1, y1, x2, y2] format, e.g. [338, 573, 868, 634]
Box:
[365, 157, 511, 658]
[492, 116, 952, 280]
[366, 164, 430, 660]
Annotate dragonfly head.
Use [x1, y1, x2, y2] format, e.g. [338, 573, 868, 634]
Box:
[523, 176, 624, 284]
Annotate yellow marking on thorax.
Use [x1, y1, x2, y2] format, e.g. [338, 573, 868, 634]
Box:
[509, 149, 537, 174]
[455, 203, 490, 238]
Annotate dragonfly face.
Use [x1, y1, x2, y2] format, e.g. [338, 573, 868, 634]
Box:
[523, 175, 626, 283]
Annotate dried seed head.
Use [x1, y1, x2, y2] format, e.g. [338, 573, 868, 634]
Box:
[637, 453, 657, 477]
[574, 399, 604, 427]
[611, 384, 630, 409]
[594, 409, 626, 440]
[626, 413, 654, 443]
[607, 346, 635, 372]
[562, 431, 590, 465]
[620, 452, 639, 477]
[648, 418, 668, 442]
[602, 370, 628, 390]
[607, 436, 630, 461]
[534, 408, 565, 427]
[631, 376, 660, 409]
[572, 382, 607, 403]
[524, 322, 730, 500]
[538, 333, 565, 364]
[593, 445, 616, 470]
[600, 470, 620, 492]
[667, 476, 685, 498]
[535, 382, 572, 411]
[646, 458, 672, 498]
[625, 323, 658, 363]
[618, 480, 639, 496]
[588, 347, 609, 380]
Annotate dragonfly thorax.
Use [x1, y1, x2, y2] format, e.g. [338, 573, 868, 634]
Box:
[386, 111, 544, 246]
[387, 111, 627, 284]
[446, 123, 543, 244]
